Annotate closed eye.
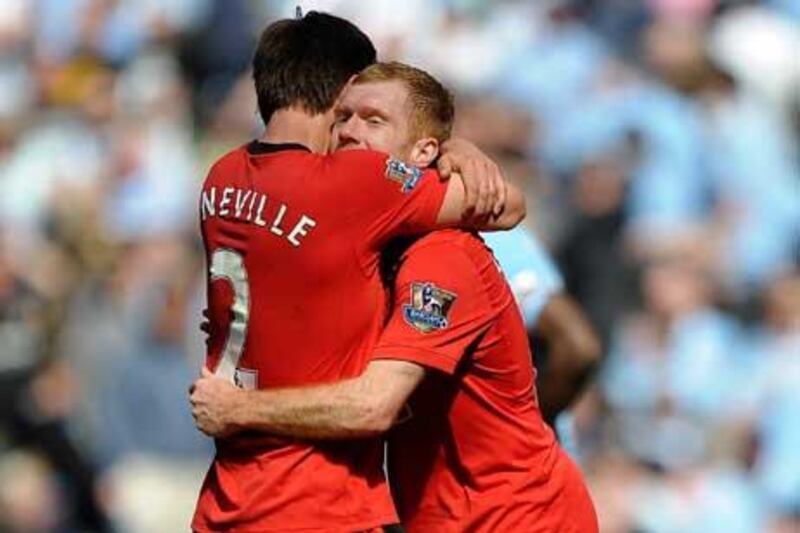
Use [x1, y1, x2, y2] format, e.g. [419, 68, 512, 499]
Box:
[334, 110, 352, 124]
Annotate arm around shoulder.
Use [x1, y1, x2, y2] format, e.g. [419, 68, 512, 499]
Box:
[436, 174, 526, 231]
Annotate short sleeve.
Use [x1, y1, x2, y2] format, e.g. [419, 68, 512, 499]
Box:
[331, 150, 448, 248]
[372, 239, 496, 375]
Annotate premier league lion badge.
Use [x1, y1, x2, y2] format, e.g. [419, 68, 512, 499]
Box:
[403, 282, 457, 333]
[385, 157, 423, 193]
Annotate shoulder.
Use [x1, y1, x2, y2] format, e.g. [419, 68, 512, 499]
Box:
[325, 150, 438, 186]
[327, 148, 389, 164]
[207, 144, 248, 174]
[400, 230, 492, 283]
[400, 230, 517, 314]
[202, 145, 249, 188]
[394, 231, 510, 329]
[323, 149, 390, 175]
[407, 229, 488, 255]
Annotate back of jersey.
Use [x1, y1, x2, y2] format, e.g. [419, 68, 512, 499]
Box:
[194, 141, 447, 532]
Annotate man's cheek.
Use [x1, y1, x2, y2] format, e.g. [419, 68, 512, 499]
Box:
[329, 137, 339, 152]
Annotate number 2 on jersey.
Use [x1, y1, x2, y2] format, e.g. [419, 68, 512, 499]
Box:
[210, 249, 250, 382]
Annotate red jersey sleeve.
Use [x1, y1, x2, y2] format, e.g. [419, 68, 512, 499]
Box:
[372, 235, 496, 374]
[329, 150, 448, 248]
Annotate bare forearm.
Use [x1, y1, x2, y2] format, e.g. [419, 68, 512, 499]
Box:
[189, 360, 422, 440]
[233, 379, 389, 440]
[439, 177, 526, 231]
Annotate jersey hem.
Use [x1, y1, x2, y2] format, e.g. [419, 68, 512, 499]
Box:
[191, 512, 398, 533]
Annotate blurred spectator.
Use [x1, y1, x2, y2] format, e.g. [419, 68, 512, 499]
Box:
[494, 1, 611, 129]
[698, 52, 800, 295]
[738, 272, 800, 517]
[177, 0, 254, 130]
[601, 253, 747, 469]
[0, 230, 113, 530]
[557, 149, 641, 347]
[1, 0, 798, 530]
[95, 241, 212, 533]
[0, 450, 62, 532]
[97, 242, 210, 461]
[710, 4, 800, 117]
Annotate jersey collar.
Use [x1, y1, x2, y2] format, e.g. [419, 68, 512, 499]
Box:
[246, 140, 311, 155]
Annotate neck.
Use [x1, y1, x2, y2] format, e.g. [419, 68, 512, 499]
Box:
[261, 107, 331, 154]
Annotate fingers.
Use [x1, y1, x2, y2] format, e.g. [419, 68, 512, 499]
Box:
[188, 379, 213, 435]
[193, 414, 214, 437]
[481, 160, 498, 218]
[475, 157, 502, 219]
[475, 160, 491, 218]
[494, 169, 507, 217]
[189, 392, 211, 435]
[486, 160, 504, 217]
[463, 156, 507, 221]
[442, 138, 507, 222]
[443, 148, 506, 223]
[485, 161, 498, 209]
[188, 368, 212, 404]
[461, 158, 480, 218]
[437, 154, 453, 181]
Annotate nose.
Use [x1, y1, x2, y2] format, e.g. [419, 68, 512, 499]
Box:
[337, 116, 363, 147]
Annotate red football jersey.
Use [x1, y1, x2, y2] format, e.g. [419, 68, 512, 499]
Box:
[373, 230, 598, 533]
[193, 141, 448, 532]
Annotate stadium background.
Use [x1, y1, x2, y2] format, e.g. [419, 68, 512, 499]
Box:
[0, 0, 798, 531]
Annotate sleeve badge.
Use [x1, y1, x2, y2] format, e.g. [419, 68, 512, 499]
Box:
[385, 157, 423, 193]
[403, 282, 457, 333]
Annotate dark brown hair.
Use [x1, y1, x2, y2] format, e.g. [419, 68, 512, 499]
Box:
[252, 12, 376, 124]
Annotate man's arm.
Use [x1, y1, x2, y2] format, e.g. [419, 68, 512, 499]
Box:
[435, 138, 526, 230]
[438, 175, 526, 230]
[530, 294, 602, 424]
[192, 237, 492, 440]
[190, 359, 425, 440]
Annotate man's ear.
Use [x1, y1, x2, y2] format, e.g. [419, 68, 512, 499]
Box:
[409, 137, 439, 168]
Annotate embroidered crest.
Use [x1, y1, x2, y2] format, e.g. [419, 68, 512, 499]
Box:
[385, 157, 423, 193]
[403, 282, 457, 333]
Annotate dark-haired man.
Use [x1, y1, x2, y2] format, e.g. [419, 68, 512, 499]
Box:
[193, 12, 525, 533]
[192, 62, 598, 532]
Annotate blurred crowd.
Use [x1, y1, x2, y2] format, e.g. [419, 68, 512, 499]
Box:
[0, 0, 797, 531]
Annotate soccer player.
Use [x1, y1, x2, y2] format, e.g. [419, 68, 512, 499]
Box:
[191, 62, 598, 532]
[193, 13, 526, 533]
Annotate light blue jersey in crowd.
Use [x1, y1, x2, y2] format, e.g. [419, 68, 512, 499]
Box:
[481, 226, 564, 326]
